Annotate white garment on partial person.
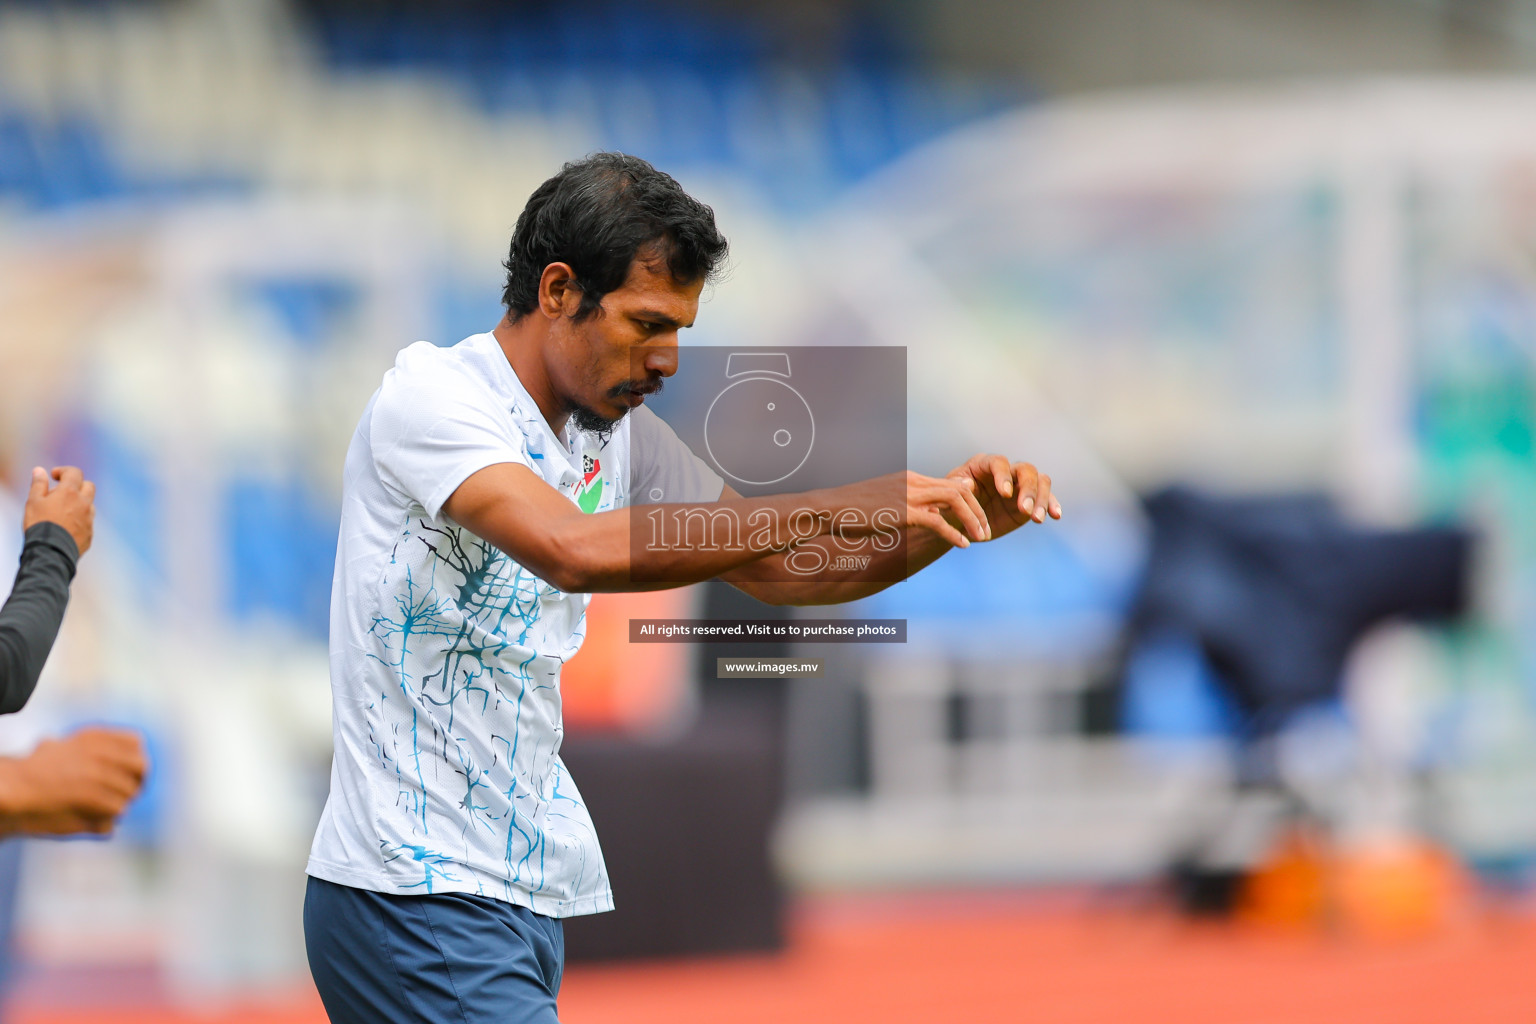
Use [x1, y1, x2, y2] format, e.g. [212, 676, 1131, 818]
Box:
[305, 332, 722, 917]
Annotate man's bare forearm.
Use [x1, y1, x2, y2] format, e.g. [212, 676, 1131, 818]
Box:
[447, 463, 983, 595]
[553, 487, 892, 592]
[722, 526, 954, 606]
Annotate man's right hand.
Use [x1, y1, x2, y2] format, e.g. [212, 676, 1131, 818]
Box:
[898, 469, 992, 548]
[830, 470, 993, 550]
[0, 727, 147, 836]
[22, 466, 95, 555]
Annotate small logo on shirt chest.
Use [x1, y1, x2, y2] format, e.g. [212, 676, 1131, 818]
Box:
[576, 450, 605, 514]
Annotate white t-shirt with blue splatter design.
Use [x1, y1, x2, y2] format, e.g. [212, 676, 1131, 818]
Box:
[306, 332, 722, 917]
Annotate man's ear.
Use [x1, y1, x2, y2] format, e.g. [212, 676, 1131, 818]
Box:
[538, 263, 582, 319]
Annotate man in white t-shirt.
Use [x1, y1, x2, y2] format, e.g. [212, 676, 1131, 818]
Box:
[303, 152, 1060, 1024]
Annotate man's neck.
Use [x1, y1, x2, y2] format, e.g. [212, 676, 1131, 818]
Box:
[492, 314, 571, 436]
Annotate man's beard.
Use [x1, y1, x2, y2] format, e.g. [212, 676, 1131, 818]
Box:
[571, 378, 664, 446]
[571, 404, 620, 446]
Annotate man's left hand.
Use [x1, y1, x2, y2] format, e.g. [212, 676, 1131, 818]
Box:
[946, 454, 1061, 542]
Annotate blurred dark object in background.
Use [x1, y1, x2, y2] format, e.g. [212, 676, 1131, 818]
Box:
[1129, 485, 1471, 743]
[1121, 486, 1473, 918]
[561, 581, 789, 961]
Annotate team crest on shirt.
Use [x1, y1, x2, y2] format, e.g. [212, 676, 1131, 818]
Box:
[576, 450, 605, 513]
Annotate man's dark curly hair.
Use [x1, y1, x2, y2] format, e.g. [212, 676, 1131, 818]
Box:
[502, 153, 728, 322]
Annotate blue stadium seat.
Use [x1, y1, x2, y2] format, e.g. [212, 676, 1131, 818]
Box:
[295, 3, 1028, 207]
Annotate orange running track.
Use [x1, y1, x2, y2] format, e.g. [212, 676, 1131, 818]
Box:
[11, 891, 1536, 1024]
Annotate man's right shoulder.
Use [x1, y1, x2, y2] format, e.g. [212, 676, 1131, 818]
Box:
[375, 338, 486, 410]
[384, 338, 472, 386]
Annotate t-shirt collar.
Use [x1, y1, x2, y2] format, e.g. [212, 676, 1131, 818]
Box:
[478, 333, 586, 472]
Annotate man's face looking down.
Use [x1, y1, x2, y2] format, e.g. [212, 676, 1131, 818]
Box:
[543, 246, 704, 436]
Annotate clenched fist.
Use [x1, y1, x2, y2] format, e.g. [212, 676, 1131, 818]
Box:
[0, 727, 147, 836]
[22, 466, 95, 556]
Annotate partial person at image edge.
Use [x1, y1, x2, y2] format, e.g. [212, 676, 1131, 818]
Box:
[0, 468, 86, 714]
[0, 467, 146, 837]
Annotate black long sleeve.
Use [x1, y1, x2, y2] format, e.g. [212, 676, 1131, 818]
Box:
[0, 523, 79, 715]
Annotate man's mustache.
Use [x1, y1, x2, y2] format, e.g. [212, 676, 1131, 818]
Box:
[607, 379, 665, 399]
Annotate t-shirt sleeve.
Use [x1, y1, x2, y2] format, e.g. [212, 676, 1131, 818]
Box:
[370, 365, 532, 520]
[0, 522, 78, 715]
[628, 405, 725, 505]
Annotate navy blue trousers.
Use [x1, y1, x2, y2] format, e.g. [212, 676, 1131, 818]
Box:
[304, 875, 564, 1024]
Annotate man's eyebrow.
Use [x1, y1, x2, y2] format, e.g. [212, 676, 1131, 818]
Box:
[633, 310, 693, 329]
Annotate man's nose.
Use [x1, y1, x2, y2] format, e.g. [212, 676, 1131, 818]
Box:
[644, 343, 679, 378]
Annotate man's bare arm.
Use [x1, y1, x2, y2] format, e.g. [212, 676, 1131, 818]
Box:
[717, 525, 952, 607]
[440, 462, 990, 594]
[721, 455, 1062, 606]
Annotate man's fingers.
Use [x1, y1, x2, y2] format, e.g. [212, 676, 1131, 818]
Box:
[26, 467, 48, 503]
[120, 767, 145, 795]
[96, 776, 141, 807]
[1048, 496, 1063, 520]
[115, 756, 148, 788]
[936, 480, 988, 542]
[959, 454, 1013, 500]
[91, 752, 146, 790]
[1032, 472, 1053, 523]
[72, 725, 140, 745]
[22, 814, 94, 836]
[910, 476, 987, 543]
[50, 466, 83, 490]
[73, 792, 129, 819]
[923, 509, 970, 549]
[948, 479, 990, 541]
[1013, 464, 1040, 517]
[71, 768, 139, 814]
[81, 480, 96, 503]
[67, 729, 149, 781]
[987, 455, 1012, 499]
[92, 749, 148, 785]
